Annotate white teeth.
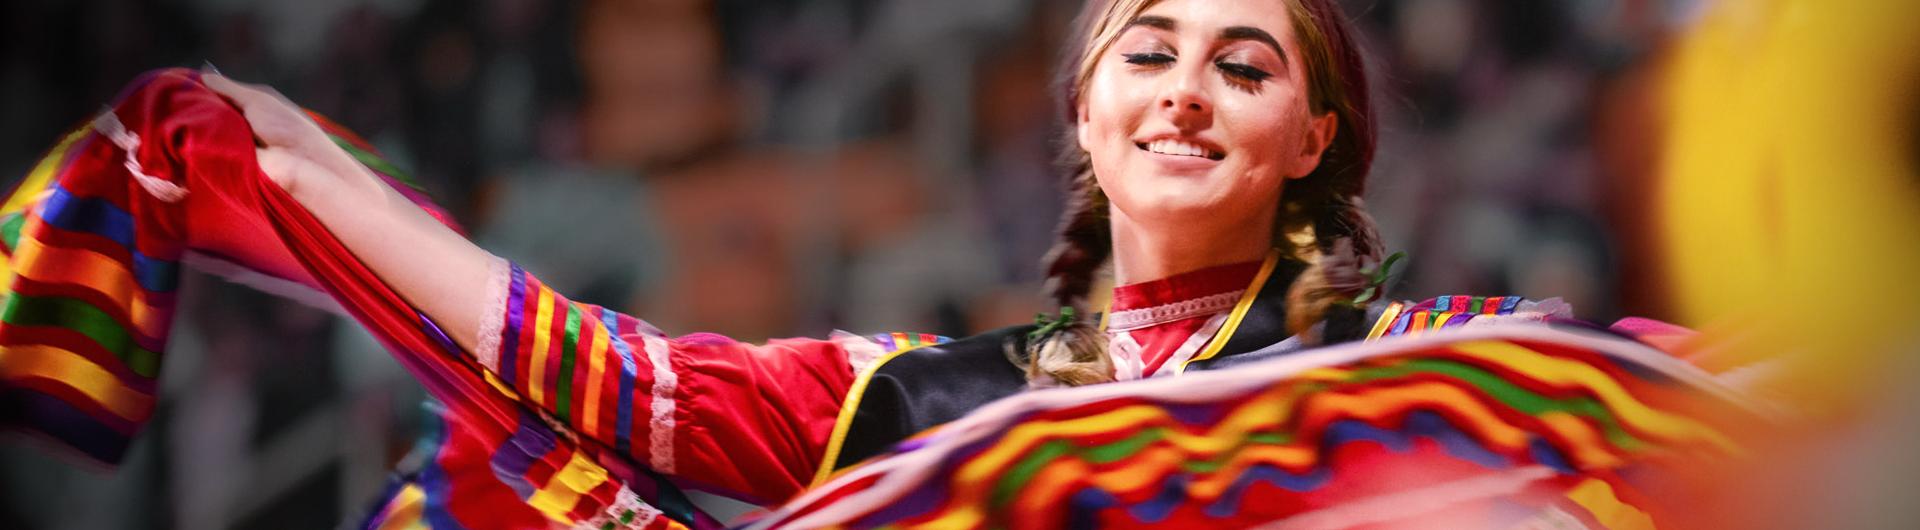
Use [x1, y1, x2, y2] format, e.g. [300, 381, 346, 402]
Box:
[1144, 139, 1217, 159]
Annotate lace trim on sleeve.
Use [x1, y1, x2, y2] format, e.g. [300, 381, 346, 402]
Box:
[830, 331, 889, 375]
[475, 256, 511, 371]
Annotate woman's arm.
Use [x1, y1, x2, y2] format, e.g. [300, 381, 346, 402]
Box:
[201, 73, 864, 501]
[204, 73, 495, 353]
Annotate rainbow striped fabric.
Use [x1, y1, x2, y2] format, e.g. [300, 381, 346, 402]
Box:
[0, 72, 454, 464]
[0, 68, 709, 530]
[753, 325, 1767, 529]
[0, 125, 172, 462]
[868, 332, 952, 353]
[1368, 295, 1527, 341]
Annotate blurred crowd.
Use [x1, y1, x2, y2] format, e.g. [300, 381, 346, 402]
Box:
[0, 0, 1726, 528]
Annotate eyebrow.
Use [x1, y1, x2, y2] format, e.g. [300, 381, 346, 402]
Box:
[1122, 16, 1289, 67]
[1220, 26, 1288, 67]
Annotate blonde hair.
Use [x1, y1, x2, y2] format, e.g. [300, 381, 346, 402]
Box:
[1019, 0, 1382, 388]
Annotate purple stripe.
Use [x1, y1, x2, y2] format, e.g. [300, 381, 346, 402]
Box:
[417, 311, 458, 355]
[0, 388, 134, 464]
[489, 412, 556, 499]
[500, 265, 528, 385]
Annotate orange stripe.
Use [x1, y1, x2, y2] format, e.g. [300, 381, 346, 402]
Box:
[1409, 311, 1430, 333]
[11, 229, 167, 339]
[0, 344, 154, 421]
[1537, 412, 1624, 468]
[582, 310, 608, 439]
[1016, 458, 1093, 525]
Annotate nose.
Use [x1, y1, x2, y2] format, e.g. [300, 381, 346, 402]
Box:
[1157, 65, 1213, 130]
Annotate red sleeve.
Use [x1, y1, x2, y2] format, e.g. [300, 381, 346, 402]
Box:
[479, 262, 867, 503]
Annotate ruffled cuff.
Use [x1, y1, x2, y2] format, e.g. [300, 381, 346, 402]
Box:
[474, 256, 512, 371]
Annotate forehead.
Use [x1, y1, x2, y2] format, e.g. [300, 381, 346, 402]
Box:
[1133, 0, 1298, 44]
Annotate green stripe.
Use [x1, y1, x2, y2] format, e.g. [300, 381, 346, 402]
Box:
[557, 303, 583, 421]
[1083, 428, 1163, 464]
[990, 426, 1299, 507]
[1343, 359, 1646, 451]
[1, 293, 161, 377]
[1, 211, 23, 251]
[1179, 431, 1293, 473]
[1467, 297, 1484, 314]
[992, 440, 1071, 508]
[329, 136, 423, 191]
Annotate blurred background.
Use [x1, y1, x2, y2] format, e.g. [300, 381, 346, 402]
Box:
[0, 0, 1911, 528]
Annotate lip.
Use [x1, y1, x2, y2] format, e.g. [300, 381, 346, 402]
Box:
[1134, 134, 1227, 171]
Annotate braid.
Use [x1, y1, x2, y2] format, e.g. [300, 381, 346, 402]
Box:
[1041, 172, 1112, 308]
[1284, 194, 1385, 345]
[1010, 166, 1116, 388]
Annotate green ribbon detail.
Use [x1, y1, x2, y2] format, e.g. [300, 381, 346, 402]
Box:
[1351, 251, 1407, 305]
[1027, 306, 1078, 343]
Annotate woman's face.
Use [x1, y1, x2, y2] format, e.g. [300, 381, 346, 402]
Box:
[1078, 0, 1336, 230]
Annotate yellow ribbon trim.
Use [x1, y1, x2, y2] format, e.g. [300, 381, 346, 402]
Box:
[809, 342, 936, 487]
[1174, 249, 1282, 374]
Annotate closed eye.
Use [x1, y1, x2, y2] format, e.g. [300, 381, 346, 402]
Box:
[1214, 61, 1272, 83]
[1122, 52, 1176, 67]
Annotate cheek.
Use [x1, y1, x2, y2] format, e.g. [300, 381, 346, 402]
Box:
[1220, 93, 1312, 176]
[1080, 70, 1149, 184]
[1085, 67, 1162, 139]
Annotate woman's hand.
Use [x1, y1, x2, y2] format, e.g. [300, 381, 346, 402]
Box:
[201, 68, 499, 356]
[201, 70, 369, 199]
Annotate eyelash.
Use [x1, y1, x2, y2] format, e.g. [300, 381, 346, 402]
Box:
[1121, 52, 1274, 85]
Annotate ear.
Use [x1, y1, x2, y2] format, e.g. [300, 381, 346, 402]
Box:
[1290, 111, 1339, 179]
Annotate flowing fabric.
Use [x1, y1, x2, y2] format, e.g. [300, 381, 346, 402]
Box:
[0, 68, 710, 530]
[754, 325, 1771, 529]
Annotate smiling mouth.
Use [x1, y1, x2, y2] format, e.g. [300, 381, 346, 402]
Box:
[1137, 139, 1226, 161]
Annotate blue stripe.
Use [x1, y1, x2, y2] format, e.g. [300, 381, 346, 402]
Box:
[1499, 296, 1523, 314]
[38, 185, 178, 292]
[415, 406, 467, 530]
[1203, 465, 1332, 517]
[1402, 411, 1508, 468]
[39, 185, 133, 247]
[604, 308, 637, 455]
[1436, 295, 1452, 312]
[1126, 474, 1189, 523]
[1067, 488, 1119, 530]
[1389, 311, 1413, 336]
[1528, 437, 1576, 474]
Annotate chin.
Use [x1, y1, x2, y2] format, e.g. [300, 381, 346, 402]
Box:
[1118, 192, 1230, 227]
